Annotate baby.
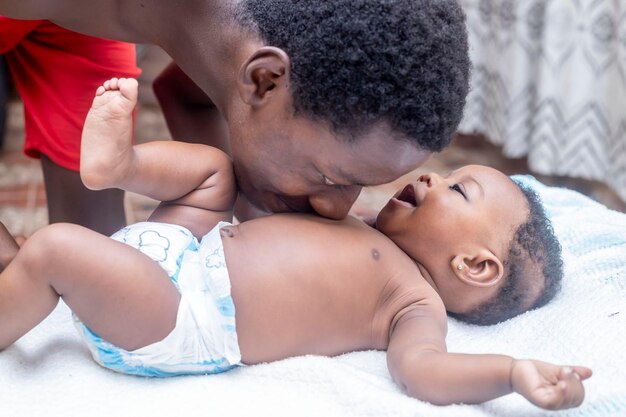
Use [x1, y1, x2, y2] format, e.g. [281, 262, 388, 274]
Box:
[0, 78, 591, 410]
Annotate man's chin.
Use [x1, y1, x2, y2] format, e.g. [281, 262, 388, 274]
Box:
[233, 193, 272, 221]
[274, 195, 316, 214]
[239, 189, 312, 215]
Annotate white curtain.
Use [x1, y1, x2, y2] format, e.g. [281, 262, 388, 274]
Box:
[458, 0, 626, 202]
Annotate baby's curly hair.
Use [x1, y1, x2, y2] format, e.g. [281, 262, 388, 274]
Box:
[236, 0, 470, 151]
[449, 182, 564, 326]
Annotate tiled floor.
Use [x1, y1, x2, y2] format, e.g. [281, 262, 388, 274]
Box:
[1, 46, 624, 237]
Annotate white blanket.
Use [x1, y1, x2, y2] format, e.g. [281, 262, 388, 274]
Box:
[2, 176, 625, 417]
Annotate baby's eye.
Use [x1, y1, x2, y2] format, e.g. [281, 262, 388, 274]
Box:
[449, 183, 467, 200]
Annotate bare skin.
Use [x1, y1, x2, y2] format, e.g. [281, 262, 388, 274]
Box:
[0, 222, 18, 271]
[0, 80, 592, 410]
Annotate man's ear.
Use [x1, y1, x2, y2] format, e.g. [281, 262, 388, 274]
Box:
[237, 46, 291, 107]
[451, 250, 504, 288]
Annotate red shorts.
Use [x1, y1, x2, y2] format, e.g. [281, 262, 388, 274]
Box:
[0, 17, 141, 171]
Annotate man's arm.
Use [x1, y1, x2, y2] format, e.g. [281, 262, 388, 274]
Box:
[386, 304, 592, 409]
[0, 0, 67, 20]
[153, 63, 228, 151]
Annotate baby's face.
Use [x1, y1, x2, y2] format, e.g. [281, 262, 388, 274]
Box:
[376, 165, 527, 276]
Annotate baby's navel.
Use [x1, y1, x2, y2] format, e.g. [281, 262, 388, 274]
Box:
[371, 248, 380, 261]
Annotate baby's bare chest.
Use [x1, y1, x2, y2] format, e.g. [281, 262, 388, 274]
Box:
[218, 217, 412, 358]
[222, 216, 398, 294]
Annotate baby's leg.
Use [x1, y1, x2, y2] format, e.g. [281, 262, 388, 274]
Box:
[0, 223, 179, 350]
[80, 77, 138, 189]
[0, 222, 19, 272]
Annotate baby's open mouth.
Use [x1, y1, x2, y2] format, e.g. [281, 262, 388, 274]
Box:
[396, 184, 417, 207]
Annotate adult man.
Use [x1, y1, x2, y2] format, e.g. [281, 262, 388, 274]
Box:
[0, 0, 470, 222]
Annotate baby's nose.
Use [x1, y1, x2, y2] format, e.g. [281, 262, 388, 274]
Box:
[418, 173, 443, 188]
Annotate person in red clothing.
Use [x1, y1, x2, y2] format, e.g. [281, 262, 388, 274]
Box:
[0, 17, 140, 235]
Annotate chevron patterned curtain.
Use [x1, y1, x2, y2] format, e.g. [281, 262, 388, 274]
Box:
[458, 0, 626, 203]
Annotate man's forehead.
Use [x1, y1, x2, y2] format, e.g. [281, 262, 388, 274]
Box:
[326, 144, 430, 186]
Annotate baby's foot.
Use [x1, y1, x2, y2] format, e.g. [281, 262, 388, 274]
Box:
[0, 222, 19, 272]
[80, 78, 139, 189]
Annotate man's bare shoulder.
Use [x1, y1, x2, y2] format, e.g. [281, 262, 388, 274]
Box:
[1, 0, 59, 19]
[1, 0, 104, 22]
[0, 0, 146, 42]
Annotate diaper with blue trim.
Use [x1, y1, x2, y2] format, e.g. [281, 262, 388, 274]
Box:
[73, 221, 243, 377]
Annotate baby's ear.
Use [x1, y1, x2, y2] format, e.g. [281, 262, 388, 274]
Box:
[451, 249, 504, 288]
[237, 46, 291, 107]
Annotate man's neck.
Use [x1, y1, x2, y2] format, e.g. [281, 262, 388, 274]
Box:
[155, 0, 261, 114]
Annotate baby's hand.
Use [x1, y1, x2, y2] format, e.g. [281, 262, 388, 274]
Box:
[511, 359, 592, 410]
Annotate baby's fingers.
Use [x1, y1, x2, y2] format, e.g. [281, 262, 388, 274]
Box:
[571, 366, 593, 381]
[532, 369, 585, 410]
[554, 368, 586, 408]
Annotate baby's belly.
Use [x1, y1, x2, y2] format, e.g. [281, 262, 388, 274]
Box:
[219, 215, 391, 364]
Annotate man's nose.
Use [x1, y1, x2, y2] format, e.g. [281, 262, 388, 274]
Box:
[309, 185, 362, 220]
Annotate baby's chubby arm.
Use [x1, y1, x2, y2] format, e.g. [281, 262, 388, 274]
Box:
[88, 140, 236, 237]
[130, 142, 237, 237]
[386, 304, 592, 409]
[84, 140, 234, 203]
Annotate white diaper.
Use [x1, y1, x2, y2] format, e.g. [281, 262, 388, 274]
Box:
[73, 221, 243, 377]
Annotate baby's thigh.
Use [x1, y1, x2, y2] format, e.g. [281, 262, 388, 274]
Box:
[29, 223, 180, 351]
